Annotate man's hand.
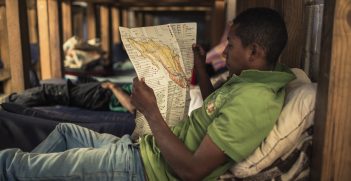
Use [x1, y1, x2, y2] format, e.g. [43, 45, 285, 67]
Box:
[130, 77, 158, 116]
[192, 44, 215, 99]
[192, 44, 207, 71]
[101, 82, 118, 90]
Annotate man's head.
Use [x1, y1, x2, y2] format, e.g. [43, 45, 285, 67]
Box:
[223, 8, 288, 76]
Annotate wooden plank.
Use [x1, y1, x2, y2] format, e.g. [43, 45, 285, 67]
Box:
[135, 11, 143, 27]
[0, 68, 10, 81]
[48, 0, 63, 78]
[278, 1, 305, 68]
[122, 8, 129, 27]
[5, 0, 31, 91]
[87, 2, 96, 39]
[111, 7, 120, 45]
[211, 0, 225, 46]
[62, 0, 73, 42]
[73, 6, 84, 39]
[37, 0, 63, 80]
[100, 5, 111, 63]
[37, 0, 52, 79]
[311, 0, 351, 180]
[0, 6, 11, 93]
[144, 13, 153, 26]
[27, 8, 38, 44]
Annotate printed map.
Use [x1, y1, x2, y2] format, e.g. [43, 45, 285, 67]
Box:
[120, 23, 196, 138]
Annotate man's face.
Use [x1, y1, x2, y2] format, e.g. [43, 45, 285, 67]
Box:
[222, 26, 251, 76]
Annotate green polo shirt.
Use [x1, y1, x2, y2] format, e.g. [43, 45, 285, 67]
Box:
[139, 65, 295, 180]
[108, 83, 133, 112]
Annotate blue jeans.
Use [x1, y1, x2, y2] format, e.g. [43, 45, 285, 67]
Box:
[0, 123, 145, 181]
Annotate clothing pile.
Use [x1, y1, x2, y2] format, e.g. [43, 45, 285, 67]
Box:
[63, 36, 107, 70]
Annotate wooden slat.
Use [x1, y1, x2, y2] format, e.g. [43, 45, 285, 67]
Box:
[87, 2, 96, 39]
[72, 0, 214, 7]
[211, 0, 225, 46]
[311, 0, 351, 180]
[279, 0, 305, 68]
[5, 0, 31, 91]
[37, 0, 63, 80]
[62, 0, 73, 42]
[73, 6, 84, 39]
[111, 7, 120, 45]
[135, 11, 143, 27]
[28, 8, 38, 44]
[37, 0, 52, 79]
[122, 8, 128, 27]
[144, 13, 153, 26]
[0, 68, 10, 81]
[100, 5, 111, 62]
[0, 6, 11, 93]
[48, 0, 63, 78]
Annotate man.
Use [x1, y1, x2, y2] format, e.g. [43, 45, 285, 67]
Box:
[5, 81, 135, 113]
[0, 8, 295, 180]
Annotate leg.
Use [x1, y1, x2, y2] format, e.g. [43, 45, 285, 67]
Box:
[69, 81, 112, 110]
[32, 123, 121, 153]
[0, 136, 145, 181]
[5, 83, 70, 107]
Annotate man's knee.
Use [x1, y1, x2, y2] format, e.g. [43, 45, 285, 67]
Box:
[55, 123, 78, 133]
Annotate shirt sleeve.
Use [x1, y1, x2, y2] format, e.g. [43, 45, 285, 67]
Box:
[207, 86, 281, 162]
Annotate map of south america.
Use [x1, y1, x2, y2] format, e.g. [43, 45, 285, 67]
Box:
[127, 38, 188, 88]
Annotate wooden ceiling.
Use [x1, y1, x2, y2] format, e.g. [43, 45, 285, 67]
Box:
[74, 0, 215, 7]
[0, 0, 216, 8]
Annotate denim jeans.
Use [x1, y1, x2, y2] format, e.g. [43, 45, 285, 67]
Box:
[0, 123, 145, 181]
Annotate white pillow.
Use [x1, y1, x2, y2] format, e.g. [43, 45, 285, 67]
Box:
[230, 68, 317, 178]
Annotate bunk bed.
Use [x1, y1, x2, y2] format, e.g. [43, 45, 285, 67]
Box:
[0, 0, 350, 180]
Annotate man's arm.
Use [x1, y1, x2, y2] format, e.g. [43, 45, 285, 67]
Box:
[131, 78, 227, 180]
[101, 82, 135, 113]
[192, 44, 215, 99]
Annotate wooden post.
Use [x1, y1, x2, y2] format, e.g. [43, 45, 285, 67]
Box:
[100, 5, 111, 63]
[211, 0, 225, 47]
[311, 0, 351, 180]
[62, 0, 72, 42]
[37, 0, 63, 80]
[111, 7, 120, 45]
[122, 8, 128, 27]
[0, 5, 11, 93]
[27, 7, 38, 44]
[5, 0, 31, 91]
[87, 2, 96, 39]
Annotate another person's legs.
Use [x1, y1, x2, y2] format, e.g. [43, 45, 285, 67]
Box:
[5, 81, 112, 110]
[0, 123, 145, 180]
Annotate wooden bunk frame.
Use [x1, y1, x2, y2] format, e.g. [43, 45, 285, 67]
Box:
[0, 0, 350, 180]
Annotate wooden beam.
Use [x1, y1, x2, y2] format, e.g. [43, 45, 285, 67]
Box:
[122, 8, 128, 27]
[111, 7, 120, 45]
[279, 0, 305, 68]
[62, 0, 73, 42]
[311, 0, 351, 180]
[211, 0, 225, 47]
[37, 0, 63, 80]
[87, 2, 96, 39]
[37, 0, 52, 79]
[5, 0, 31, 91]
[73, 5, 84, 39]
[48, 0, 63, 78]
[100, 5, 111, 63]
[0, 6, 11, 93]
[27, 7, 38, 44]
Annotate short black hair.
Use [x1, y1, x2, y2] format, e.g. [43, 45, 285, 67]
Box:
[233, 7, 288, 66]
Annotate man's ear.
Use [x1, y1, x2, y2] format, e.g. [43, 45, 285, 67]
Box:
[248, 43, 265, 63]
